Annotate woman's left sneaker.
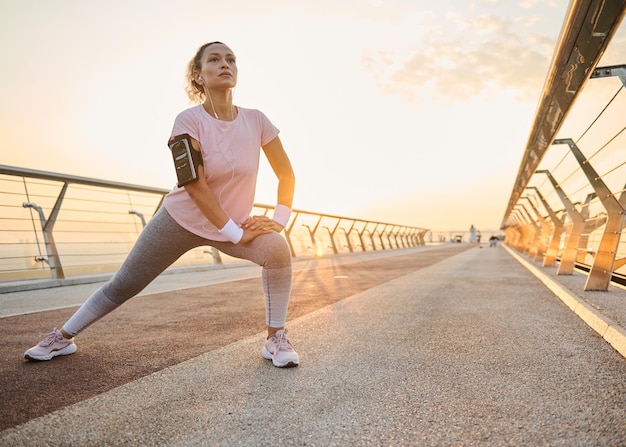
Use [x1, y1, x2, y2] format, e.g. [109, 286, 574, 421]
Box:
[24, 328, 77, 361]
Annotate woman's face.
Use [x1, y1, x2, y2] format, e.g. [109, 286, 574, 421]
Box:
[197, 43, 238, 90]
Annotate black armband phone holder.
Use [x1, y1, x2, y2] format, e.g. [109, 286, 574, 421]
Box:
[168, 134, 204, 187]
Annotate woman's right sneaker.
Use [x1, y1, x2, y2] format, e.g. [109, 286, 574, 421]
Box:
[261, 329, 299, 368]
[24, 328, 77, 361]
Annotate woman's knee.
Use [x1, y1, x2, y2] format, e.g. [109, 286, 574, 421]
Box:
[256, 233, 292, 268]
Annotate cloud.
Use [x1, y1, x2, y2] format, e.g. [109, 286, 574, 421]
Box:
[362, 11, 555, 105]
[519, 0, 559, 9]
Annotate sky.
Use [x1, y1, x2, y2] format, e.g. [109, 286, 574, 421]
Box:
[1, 0, 623, 233]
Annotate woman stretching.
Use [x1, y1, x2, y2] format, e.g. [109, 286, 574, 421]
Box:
[24, 41, 299, 368]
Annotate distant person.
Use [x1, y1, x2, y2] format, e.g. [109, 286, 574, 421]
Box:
[477, 230, 482, 244]
[469, 225, 477, 244]
[489, 235, 498, 247]
[24, 41, 299, 368]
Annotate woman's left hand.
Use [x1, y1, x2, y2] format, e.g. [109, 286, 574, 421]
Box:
[241, 215, 284, 233]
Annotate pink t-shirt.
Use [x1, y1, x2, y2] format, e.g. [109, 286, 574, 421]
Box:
[163, 105, 279, 241]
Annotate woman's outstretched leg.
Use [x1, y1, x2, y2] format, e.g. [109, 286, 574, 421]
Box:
[24, 208, 204, 361]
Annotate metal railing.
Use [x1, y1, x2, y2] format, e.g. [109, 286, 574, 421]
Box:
[502, 0, 626, 291]
[0, 165, 428, 283]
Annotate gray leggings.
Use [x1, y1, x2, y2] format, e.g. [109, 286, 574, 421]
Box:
[63, 207, 292, 336]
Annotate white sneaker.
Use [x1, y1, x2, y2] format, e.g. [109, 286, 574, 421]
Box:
[24, 328, 77, 361]
[261, 329, 299, 368]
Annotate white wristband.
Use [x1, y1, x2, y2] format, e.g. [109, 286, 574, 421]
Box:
[272, 204, 291, 227]
[219, 219, 244, 244]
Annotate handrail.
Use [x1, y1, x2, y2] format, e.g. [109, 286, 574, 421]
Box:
[0, 165, 428, 283]
[501, 0, 626, 228]
[0, 165, 169, 195]
[502, 1, 626, 291]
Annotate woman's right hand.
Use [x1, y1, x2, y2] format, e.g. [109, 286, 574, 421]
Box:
[239, 225, 272, 244]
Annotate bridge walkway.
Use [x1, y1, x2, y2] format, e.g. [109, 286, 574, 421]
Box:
[1, 243, 625, 446]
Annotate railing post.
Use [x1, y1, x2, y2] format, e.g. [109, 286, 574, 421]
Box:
[615, 186, 626, 271]
[283, 210, 299, 258]
[340, 221, 355, 252]
[377, 224, 387, 250]
[536, 169, 585, 275]
[506, 221, 516, 249]
[504, 214, 517, 248]
[521, 196, 550, 261]
[395, 227, 405, 248]
[513, 205, 535, 255]
[302, 215, 323, 256]
[339, 228, 353, 252]
[384, 225, 394, 249]
[400, 227, 407, 248]
[515, 208, 535, 253]
[407, 229, 416, 247]
[577, 193, 597, 264]
[418, 229, 427, 246]
[504, 224, 521, 249]
[408, 228, 415, 247]
[354, 222, 367, 252]
[553, 139, 626, 290]
[406, 228, 414, 247]
[323, 219, 341, 254]
[395, 226, 404, 248]
[519, 199, 545, 260]
[22, 183, 68, 279]
[507, 216, 520, 250]
[369, 223, 380, 250]
[387, 226, 395, 249]
[517, 218, 528, 251]
[521, 204, 540, 256]
[527, 187, 564, 267]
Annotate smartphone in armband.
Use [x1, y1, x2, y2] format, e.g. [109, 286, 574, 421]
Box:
[168, 134, 204, 187]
